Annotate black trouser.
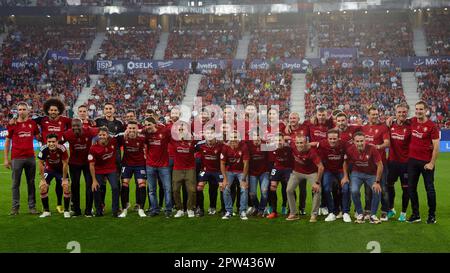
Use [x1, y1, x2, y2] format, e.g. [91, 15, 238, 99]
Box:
[69, 164, 93, 215]
[408, 158, 436, 217]
[387, 161, 409, 213]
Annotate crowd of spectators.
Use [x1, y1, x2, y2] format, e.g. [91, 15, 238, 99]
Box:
[97, 27, 160, 60]
[0, 60, 88, 128]
[313, 14, 415, 58]
[87, 69, 189, 120]
[305, 58, 406, 123]
[415, 61, 450, 128]
[1, 24, 96, 61]
[165, 25, 240, 59]
[196, 67, 292, 119]
[424, 13, 450, 56]
[247, 26, 307, 61]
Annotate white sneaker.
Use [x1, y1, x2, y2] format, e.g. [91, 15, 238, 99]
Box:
[138, 209, 146, 218]
[343, 213, 352, 223]
[321, 207, 329, 216]
[174, 210, 185, 218]
[64, 211, 71, 219]
[118, 209, 127, 218]
[246, 207, 255, 215]
[187, 210, 195, 218]
[364, 214, 371, 221]
[336, 212, 343, 219]
[39, 211, 51, 218]
[355, 214, 365, 224]
[240, 212, 248, 220]
[222, 212, 232, 220]
[325, 213, 336, 222]
[207, 208, 216, 215]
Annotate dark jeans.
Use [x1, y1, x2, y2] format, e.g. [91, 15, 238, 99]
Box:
[11, 157, 36, 210]
[69, 164, 93, 214]
[408, 158, 436, 217]
[94, 173, 120, 215]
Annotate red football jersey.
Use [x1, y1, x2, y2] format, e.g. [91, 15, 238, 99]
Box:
[291, 147, 321, 174]
[339, 125, 362, 146]
[88, 138, 118, 174]
[220, 142, 250, 173]
[271, 146, 294, 170]
[317, 139, 345, 173]
[409, 117, 440, 162]
[6, 119, 40, 159]
[304, 120, 333, 142]
[38, 144, 69, 172]
[38, 116, 72, 140]
[145, 125, 171, 167]
[198, 142, 223, 173]
[247, 141, 269, 176]
[173, 140, 196, 170]
[389, 122, 411, 163]
[361, 124, 389, 163]
[122, 135, 146, 166]
[345, 144, 381, 175]
[62, 127, 98, 166]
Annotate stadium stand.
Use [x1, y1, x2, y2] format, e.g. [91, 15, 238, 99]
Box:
[424, 13, 450, 56]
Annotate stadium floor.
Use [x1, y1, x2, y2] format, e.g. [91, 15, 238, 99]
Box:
[0, 152, 449, 253]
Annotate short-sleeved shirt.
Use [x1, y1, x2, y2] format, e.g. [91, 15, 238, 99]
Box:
[88, 138, 118, 174]
[220, 142, 250, 173]
[271, 146, 294, 170]
[173, 140, 196, 170]
[62, 127, 98, 166]
[122, 135, 146, 167]
[38, 144, 69, 173]
[345, 144, 381, 175]
[361, 124, 389, 163]
[36, 116, 72, 141]
[409, 117, 440, 162]
[317, 139, 345, 173]
[6, 119, 40, 159]
[389, 121, 411, 163]
[144, 125, 171, 167]
[247, 141, 269, 176]
[291, 147, 321, 174]
[198, 142, 223, 173]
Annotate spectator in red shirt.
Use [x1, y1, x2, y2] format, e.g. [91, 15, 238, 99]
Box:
[4, 102, 41, 215]
[89, 127, 120, 217]
[386, 103, 411, 222]
[286, 135, 323, 222]
[37, 133, 70, 218]
[343, 132, 383, 224]
[407, 101, 440, 224]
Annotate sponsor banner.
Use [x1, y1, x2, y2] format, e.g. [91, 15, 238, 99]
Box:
[47, 50, 70, 61]
[11, 59, 40, 69]
[96, 56, 450, 74]
[320, 48, 358, 59]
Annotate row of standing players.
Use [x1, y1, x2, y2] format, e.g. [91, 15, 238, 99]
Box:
[4, 99, 440, 224]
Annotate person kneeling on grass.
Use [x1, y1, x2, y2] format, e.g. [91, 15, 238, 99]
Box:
[38, 134, 71, 218]
[286, 135, 323, 222]
[342, 132, 383, 224]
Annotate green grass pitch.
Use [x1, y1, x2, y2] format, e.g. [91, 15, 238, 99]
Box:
[0, 151, 449, 253]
